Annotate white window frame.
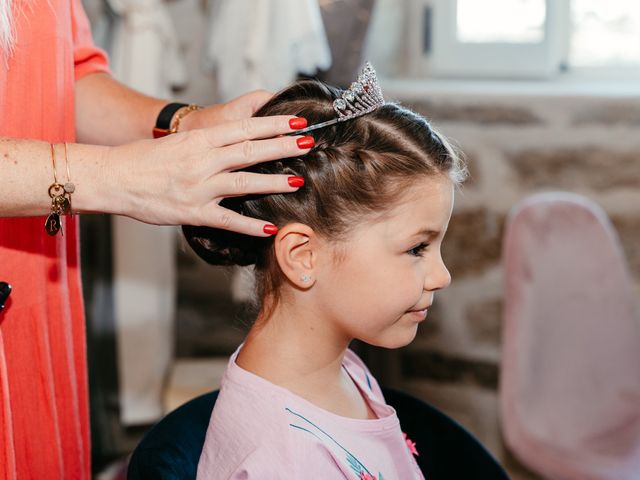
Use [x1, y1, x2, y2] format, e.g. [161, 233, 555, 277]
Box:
[406, 0, 572, 80]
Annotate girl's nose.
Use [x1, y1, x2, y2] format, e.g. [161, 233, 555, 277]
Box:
[426, 254, 451, 292]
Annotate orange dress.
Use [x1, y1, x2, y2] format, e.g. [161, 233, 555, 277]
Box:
[0, 0, 109, 477]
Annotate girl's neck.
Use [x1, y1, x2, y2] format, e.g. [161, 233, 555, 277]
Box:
[236, 301, 349, 389]
[235, 300, 378, 420]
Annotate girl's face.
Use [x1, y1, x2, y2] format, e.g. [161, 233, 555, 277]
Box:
[314, 175, 454, 349]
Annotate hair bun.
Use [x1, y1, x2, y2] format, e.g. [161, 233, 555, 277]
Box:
[182, 224, 264, 266]
[182, 196, 270, 266]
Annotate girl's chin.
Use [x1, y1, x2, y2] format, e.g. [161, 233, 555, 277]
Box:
[362, 327, 420, 350]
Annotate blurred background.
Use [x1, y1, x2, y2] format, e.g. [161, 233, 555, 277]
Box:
[79, 1, 640, 478]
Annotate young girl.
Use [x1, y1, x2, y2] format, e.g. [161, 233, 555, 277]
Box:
[185, 65, 468, 479]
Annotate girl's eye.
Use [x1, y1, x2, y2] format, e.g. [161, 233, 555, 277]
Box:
[408, 243, 429, 257]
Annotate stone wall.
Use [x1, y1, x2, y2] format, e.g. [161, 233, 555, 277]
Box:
[397, 91, 640, 360]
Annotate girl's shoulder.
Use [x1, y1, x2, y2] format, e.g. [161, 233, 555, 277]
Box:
[198, 361, 297, 478]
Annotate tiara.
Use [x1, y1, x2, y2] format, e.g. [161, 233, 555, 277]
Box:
[289, 62, 385, 135]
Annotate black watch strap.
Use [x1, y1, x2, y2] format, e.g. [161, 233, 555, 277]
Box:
[153, 102, 188, 138]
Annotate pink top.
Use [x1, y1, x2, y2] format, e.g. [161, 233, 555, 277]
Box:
[0, 0, 109, 478]
[197, 347, 424, 480]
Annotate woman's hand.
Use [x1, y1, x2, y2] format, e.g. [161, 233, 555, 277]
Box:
[100, 115, 312, 236]
[181, 90, 274, 130]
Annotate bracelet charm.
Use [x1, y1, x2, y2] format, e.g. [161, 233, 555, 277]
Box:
[44, 143, 74, 237]
[45, 183, 70, 236]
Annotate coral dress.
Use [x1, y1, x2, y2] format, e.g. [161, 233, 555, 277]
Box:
[0, 0, 109, 477]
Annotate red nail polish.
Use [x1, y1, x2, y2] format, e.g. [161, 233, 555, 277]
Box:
[289, 117, 308, 130]
[297, 136, 315, 149]
[263, 224, 278, 235]
[288, 176, 305, 187]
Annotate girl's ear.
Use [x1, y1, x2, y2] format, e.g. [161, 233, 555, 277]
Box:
[274, 223, 318, 289]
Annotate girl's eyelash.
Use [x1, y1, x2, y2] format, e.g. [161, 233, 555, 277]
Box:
[408, 242, 429, 257]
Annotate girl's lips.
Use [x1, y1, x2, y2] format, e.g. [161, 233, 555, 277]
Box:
[409, 308, 428, 319]
[408, 303, 432, 313]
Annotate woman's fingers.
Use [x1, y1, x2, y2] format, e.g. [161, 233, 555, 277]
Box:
[203, 115, 307, 147]
[111, 114, 313, 234]
[214, 135, 314, 172]
[221, 90, 274, 121]
[213, 172, 304, 198]
[202, 206, 280, 237]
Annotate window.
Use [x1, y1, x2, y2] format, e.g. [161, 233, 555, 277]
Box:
[457, 0, 546, 44]
[571, 0, 640, 67]
[404, 0, 640, 80]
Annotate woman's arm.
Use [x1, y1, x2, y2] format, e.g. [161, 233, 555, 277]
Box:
[0, 117, 313, 235]
[0, 138, 109, 217]
[3, 73, 311, 234]
[75, 73, 165, 145]
[75, 73, 273, 145]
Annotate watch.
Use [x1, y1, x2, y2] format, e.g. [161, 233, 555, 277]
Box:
[152, 102, 188, 138]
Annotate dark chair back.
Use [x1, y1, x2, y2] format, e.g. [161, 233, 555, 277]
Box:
[128, 391, 219, 480]
[383, 387, 509, 479]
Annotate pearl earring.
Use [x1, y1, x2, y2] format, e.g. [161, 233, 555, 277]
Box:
[300, 274, 311, 283]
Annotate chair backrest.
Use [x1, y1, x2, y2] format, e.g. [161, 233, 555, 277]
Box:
[128, 387, 509, 479]
[127, 391, 219, 480]
[383, 387, 509, 479]
[500, 192, 640, 480]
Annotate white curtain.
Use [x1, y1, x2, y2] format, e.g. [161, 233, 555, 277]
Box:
[203, 0, 332, 101]
[107, 0, 186, 425]
[108, 0, 187, 97]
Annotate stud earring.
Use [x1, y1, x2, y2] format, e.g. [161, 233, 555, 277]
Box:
[300, 274, 312, 283]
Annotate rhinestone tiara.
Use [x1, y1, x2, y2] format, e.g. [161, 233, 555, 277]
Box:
[289, 62, 385, 135]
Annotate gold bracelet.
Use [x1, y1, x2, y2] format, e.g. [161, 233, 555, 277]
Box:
[169, 104, 203, 134]
[63, 142, 75, 215]
[44, 143, 73, 236]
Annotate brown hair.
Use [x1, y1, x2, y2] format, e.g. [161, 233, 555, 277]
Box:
[183, 80, 468, 314]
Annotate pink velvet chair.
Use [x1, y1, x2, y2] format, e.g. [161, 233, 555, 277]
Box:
[500, 192, 640, 480]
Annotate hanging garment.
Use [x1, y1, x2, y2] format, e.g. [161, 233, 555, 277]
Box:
[203, 0, 331, 101]
[106, 0, 185, 425]
[108, 0, 186, 97]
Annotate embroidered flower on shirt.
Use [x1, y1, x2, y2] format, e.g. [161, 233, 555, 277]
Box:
[359, 473, 383, 480]
[403, 432, 419, 457]
[349, 455, 383, 480]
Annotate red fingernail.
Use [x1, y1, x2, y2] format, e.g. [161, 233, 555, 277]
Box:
[297, 136, 315, 149]
[263, 224, 278, 235]
[289, 117, 308, 130]
[288, 176, 305, 187]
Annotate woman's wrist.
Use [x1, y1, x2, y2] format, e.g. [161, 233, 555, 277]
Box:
[176, 106, 208, 131]
[170, 104, 203, 133]
[0, 138, 118, 218]
[67, 143, 121, 215]
[153, 102, 203, 138]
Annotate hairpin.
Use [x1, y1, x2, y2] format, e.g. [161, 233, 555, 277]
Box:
[289, 62, 385, 135]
